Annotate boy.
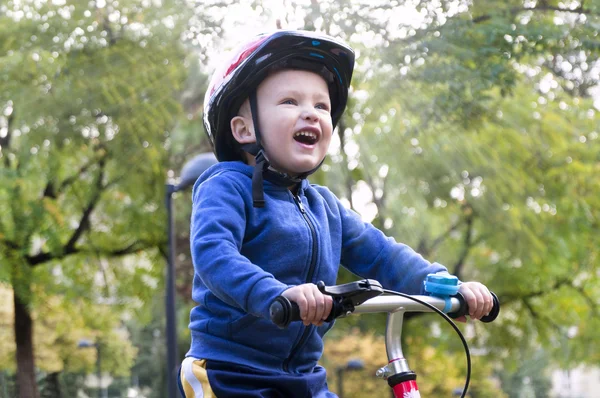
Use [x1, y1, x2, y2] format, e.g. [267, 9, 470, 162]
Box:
[180, 30, 493, 397]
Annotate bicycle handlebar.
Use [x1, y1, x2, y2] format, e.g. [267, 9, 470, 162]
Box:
[269, 280, 500, 328]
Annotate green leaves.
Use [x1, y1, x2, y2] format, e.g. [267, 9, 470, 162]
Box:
[312, 0, 600, 376]
[0, 0, 190, 380]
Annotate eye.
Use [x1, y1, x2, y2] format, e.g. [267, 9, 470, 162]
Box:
[281, 99, 297, 105]
[315, 103, 330, 111]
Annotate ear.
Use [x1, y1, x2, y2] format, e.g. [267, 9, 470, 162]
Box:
[230, 115, 256, 144]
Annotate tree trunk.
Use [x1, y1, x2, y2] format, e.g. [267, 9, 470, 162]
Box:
[14, 289, 40, 398]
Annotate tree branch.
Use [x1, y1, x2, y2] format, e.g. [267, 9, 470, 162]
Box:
[103, 16, 118, 45]
[522, 4, 594, 16]
[361, 161, 386, 231]
[541, 57, 597, 98]
[1, 108, 13, 168]
[26, 250, 76, 267]
[0, 109, 12, 149]
[43, 152, 107, 199]
[64, 158, 106, 253]
[428, 218, 465, 255]
[572, 285, 599, 318]
[502, 278, 572, 304]
[3, 240, 20, 251]
[157, 243, 168, 261]
[26, 240, 155, 267]
[522, 297, 563, 334]
[337, 119, 355, 209]
[110, 241, 145, 256]
[452, 207, 474, 279]
[26, 159, 107, 267]
[473, 4, 598, 23]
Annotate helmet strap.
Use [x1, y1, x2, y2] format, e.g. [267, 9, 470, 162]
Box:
[251, 150, 268, 208]
[242, 90, 268, 208]
[240, 90, 263, 157]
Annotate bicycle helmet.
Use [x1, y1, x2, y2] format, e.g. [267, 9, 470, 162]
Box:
[203, 30, 355, 207]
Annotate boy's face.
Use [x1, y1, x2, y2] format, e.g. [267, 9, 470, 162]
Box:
[234, 69, 333, 176]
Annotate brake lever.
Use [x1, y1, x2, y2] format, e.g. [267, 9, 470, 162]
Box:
[317, 279, 384, 319]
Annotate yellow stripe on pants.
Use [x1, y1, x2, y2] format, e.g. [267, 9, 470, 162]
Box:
[180, 357, 216, 398]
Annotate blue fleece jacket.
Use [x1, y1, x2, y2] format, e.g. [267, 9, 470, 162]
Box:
[186, 161, 447, 374]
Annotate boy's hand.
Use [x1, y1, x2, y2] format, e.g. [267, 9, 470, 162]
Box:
[282, 284, 333, 326]
[456, 282, 493, 322]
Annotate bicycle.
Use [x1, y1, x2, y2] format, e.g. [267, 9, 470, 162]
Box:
[270, 274, 500, 398]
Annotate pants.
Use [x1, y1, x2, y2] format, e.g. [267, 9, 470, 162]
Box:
[178, 357, 337, 398]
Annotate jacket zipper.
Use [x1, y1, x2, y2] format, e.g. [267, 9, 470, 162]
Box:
[283, 193, 319, 372]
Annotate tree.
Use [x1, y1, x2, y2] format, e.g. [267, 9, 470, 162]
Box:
[318, 0, 599, 373]
[0, 0, 190, 396]
[266, 0, 600, 386]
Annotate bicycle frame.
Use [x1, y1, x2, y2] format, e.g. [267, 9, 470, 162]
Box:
[352, 295, 464, 398]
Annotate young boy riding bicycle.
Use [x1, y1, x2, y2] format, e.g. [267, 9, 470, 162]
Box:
[179, 30, 494, 397]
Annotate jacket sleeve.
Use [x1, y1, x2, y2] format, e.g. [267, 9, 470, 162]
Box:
[336, 198, 448, 295]
[189, 173, 289, 319]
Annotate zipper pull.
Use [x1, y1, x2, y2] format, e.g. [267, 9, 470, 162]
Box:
[294, 195, 306, 213]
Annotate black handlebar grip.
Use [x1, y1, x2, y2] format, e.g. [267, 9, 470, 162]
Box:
[479, 292, 500, 323]
[270, 296, 344, 328]
[449, 291, 500, 322]
[270, 296, 301, 329]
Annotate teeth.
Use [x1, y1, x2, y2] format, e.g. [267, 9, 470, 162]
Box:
[294, 130, 317, 139]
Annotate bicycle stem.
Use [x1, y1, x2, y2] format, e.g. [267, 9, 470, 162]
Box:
[357, 295, 465, 397]
[375, 311, 421, 397]
[386, 311, 408, 362]
[353, 294, 464, 370]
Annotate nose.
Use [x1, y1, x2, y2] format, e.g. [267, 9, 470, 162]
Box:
[301, 106, 319, 123]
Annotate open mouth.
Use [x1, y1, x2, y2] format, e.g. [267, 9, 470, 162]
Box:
[293, 130, 319, 145]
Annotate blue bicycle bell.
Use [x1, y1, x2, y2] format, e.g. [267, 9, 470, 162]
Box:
[424, 273, 460, 313]
[424, 273, 460, 297]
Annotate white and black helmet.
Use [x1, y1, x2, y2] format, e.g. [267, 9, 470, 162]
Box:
[203, 30, 355, 206]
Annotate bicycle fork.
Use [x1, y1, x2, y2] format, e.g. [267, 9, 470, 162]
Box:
[375, 311, 422, 398]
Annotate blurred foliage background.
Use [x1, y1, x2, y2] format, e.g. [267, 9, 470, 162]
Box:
[0, 0, 598, 397]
